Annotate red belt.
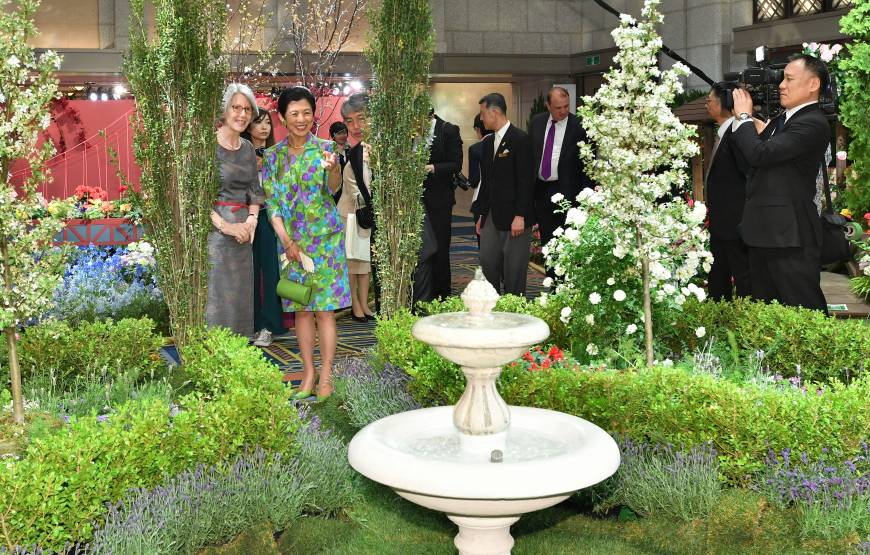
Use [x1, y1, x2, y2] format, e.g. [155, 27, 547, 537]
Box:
[215, 201, 247, 213]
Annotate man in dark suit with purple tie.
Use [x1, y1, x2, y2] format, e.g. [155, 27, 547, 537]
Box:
[529, 87, 593, 279]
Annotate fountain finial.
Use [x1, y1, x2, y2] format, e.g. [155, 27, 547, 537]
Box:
[461, 268, 499, 316]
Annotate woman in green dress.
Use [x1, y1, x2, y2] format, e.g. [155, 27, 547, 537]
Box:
[263, 87, 351, 400]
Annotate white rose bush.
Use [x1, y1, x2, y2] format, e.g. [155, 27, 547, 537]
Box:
[0, 0, 66, 423]
[542, 0, 711, 365]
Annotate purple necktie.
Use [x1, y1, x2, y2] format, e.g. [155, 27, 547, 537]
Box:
[541, 119, 556, 180]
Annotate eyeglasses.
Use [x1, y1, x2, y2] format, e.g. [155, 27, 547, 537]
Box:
[231, 104, 253, 114]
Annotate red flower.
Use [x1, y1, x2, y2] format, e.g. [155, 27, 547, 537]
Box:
[530, 362, 539, 371]
[864, 212, 870, 226]
[547, 345, 564, 361]
[541, 359, 550, 369]
[119, 184, 128, 194]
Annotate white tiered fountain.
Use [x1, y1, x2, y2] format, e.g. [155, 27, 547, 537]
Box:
[348, 269, 620, 555]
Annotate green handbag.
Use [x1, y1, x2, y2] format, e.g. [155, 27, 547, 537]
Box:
[275, 257, 314, 306]
[276, 277, 313, 305]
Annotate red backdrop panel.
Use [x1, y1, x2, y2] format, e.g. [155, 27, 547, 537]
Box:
[11, 95, 349, 201]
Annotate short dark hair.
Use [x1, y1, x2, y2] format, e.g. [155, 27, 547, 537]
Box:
[710, 81, 738, 113]
[473, 114, 491, 136]
[788, 53, 830, 96]
[329, 121, 348, 137]
[546, 86, 570, 103]
[479, 92, 507, 114]
[278, 86, 316, 117]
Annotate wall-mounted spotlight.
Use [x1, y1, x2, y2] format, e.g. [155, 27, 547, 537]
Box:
[350, 80, 363, 91]
[112, 84, 127, 99]
[98, 87, 109, 101]
[85, 84, 97, 101]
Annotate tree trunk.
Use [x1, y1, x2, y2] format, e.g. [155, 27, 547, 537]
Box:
[638, 230, 654, 366]
[641, 257, 654, 366]
[6, 327, 24, 424]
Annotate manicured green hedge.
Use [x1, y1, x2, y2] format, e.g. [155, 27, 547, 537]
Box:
[375, 308, 870, 484]
[0, 327, 298, 550]
[660, 298, 870, 384]
[16, 318, 165, 382]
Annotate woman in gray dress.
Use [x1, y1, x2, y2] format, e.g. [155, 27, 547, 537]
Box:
[206, 83, 265, 337]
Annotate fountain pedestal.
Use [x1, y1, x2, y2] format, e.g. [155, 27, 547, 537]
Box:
[348, 270, 621, 554]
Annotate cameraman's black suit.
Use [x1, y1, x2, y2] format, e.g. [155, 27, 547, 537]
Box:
[423, 116, 463, 299]
[730, 103, 829, 311]
[706, 124, 750, 300]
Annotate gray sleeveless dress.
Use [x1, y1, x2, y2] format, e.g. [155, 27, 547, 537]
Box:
[205, 139, 265, 337]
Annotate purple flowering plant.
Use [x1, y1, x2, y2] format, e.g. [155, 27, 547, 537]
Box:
[757, 443, 870, 540]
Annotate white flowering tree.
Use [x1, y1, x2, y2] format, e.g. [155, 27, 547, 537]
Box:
[545, 0, 711, 365]
[0, 0, 68, 423]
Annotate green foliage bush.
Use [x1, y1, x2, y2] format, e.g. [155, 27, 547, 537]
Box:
[839, 0, 870, 217]
[498, 364, 870, 484]
[16, 318, 164, 384]
[660, 298, 870, 383]
[0, 328, 299, 550]
[181, 326, 285, 397]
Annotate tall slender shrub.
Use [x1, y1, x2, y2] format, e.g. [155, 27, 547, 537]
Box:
[124, 0, 227, 353]
[365, 0, 433, 316]
[0, 0, 66, 424]
[839, 0, 870, 216]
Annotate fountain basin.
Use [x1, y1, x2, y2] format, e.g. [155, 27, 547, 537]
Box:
[348, 405, 620, 507]
[412, 313, 549, 367]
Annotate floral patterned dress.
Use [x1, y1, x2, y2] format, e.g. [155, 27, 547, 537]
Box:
[262, 133, 351, 312]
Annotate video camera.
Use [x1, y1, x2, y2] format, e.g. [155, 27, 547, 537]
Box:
[723, 46, 839, 121]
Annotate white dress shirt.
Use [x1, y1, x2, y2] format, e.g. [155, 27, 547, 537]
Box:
[538, 116, 567, 181]
[492, 120, 512, 158]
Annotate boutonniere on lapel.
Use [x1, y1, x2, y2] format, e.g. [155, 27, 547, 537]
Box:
[497, 148, 510, 158]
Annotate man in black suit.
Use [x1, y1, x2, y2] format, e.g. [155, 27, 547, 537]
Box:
[530, 87, 593, 255]
[423, 110, 463, 299]
[704, 82, 750, 300]
[730, 54, 831, 311]
[476, 92, 535, 295]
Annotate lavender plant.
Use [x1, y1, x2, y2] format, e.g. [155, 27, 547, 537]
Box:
[332, 358, 421, 429]
[294, 405, 361, 515]
[596, 438, 721, 521]
[757, 444, 870, 540]
[88, 447, 307, 555]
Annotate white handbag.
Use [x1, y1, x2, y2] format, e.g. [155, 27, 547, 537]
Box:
[345, 212, 371, 262]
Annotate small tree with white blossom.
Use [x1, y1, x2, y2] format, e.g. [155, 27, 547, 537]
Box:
[0, 0, 68, 423]
[545, 0, 711, 365]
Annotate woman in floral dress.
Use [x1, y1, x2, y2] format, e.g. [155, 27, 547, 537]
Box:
[263, 86, 351, 400]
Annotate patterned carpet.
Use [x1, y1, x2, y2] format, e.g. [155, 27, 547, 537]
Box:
[266, 214, 545, 379]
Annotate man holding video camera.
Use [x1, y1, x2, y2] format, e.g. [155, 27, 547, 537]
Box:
[730, 53, 830, 312]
